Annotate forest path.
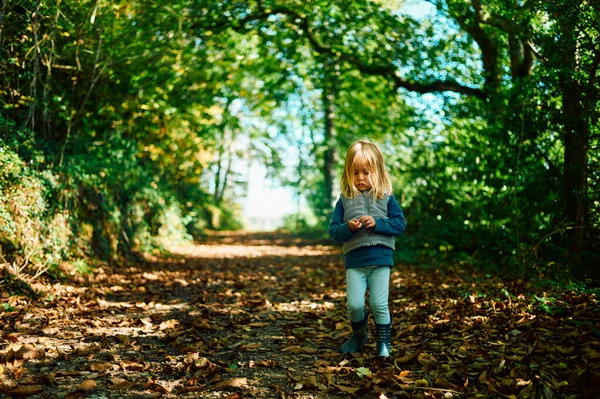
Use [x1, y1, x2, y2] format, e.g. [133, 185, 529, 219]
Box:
[1, 231, 599, 398]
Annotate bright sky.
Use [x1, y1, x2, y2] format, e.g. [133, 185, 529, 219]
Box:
[243, 162, 296, 230]
[402, 0, 436, 19]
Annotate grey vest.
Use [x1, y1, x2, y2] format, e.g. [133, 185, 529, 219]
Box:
[341, 192, 395, 255]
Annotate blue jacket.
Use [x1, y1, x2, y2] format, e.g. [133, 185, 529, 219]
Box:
[329, 192, 406, 269]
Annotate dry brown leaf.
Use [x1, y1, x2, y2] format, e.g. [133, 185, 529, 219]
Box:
[29, 373, 56, 384]
[150, 382, 171, 393]
[56, 348, 70, 360]
[167, 329, 188, 339]
[240, 343, 262, 350]
[184, 352, 200, 364]
[41, 327, 59, 335]
[487, 377, 517, 399]
[194, 319, 214, 330]
[417, 351, 437, 367]
[281, 345, 318, 354]
[144, 375, 171, 394]
[13, 366, 27, 379]
[3, 333, 20, 343]
[247, 322, 270, 328]
[323, 373, 334, 387]
[79, 379, 97, 391]
[108, 378, 137, 390]
[213, 377, 248, 389]
[334, 384, 360, 394]
[8, 385, 44, 395]
[302, 376, 317, 388]
[316, 365, 354, 375]
[55, 371, 83, 378]
[73, 343, 99, 356]
[434, 376, 459, 390]
[290, 374, 317, 390]
[120, 361, 145, 371]
[281, 345, 303, 353]
[394, 346, 424, 367]
[138, 317, 153, 327]
[250, 359, 277, 367]
[88, 362, 113, 372]
[159, 319, 179, 330]
[16, 344, 45, 360]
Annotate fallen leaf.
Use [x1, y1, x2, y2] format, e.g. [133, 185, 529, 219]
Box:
[213, 378, 248, 389]
[159, 319, 179, 330]
[108, 378, 136, 390]
[395, 346, 424, 365]
[88, 363, 113, 372]
[356, 367, 372, 378]
[16, 344, 45, 360]
[434, 376, 459, 390]
[334, 384, 360, 394]
[8, 385, 44, 395]
[281, 345, 318, 354]
[79, 379, 97, 391]
[247, 322, 270, 328]
[240, 343, 262, 350]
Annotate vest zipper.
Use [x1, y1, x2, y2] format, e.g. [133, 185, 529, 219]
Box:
[363, 192, 375, 246]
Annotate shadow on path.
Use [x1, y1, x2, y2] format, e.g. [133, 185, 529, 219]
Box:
[1, 231, 599, 398]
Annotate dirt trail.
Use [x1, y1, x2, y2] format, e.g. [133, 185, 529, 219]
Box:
[1, 231, 599, 398]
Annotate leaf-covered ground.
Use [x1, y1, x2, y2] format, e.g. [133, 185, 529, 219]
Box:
[1, 231, 599, 398]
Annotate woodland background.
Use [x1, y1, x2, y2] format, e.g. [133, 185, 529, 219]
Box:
[1, 0, 599, 283]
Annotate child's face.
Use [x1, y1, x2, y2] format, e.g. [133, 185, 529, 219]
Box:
[353, 159, 372, 192]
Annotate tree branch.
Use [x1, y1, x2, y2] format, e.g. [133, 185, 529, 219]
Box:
[444, 1, 501, 93]
[210, 5, 486, 100]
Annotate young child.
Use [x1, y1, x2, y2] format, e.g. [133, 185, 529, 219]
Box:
[329, 139, 406, 357]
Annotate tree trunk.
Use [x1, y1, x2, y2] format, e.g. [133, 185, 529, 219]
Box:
[214, 144, 223, 204]
[322, 63, 337, 210]
[561, 78, 590, 247]
[559, 6, 590, 252]
[0, 0, 5, 48]
[216, 151, 233, 206]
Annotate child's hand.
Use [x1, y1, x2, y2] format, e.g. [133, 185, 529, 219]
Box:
[348, 219, 363, 232]
[359, 215, 376, 229]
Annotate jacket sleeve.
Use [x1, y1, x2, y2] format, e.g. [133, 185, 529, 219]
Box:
[373, 194, 406, 236]
[328, 198, 357, 243]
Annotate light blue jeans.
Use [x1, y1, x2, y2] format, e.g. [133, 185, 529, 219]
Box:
[346, 266, 391, 325]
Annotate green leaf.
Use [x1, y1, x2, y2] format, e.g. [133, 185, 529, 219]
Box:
[356, 367, 372, 378]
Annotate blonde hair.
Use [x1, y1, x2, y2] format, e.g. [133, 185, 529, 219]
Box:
[341, 139, 392, 199]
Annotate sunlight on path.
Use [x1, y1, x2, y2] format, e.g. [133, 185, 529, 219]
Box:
[169, 243, 336, 258]
[2, 232, 598, 398]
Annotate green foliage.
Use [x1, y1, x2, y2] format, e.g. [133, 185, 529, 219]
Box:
[72, 259, 92, 276]
[0, 147, 69, 277]
[0, 0, 598, 283]
[0, 0, 252, 278]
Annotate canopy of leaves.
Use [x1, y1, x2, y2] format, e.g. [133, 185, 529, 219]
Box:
[0, 0, 599, 280]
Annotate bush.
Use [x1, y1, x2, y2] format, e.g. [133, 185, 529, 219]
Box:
[0, 147, 71, 279]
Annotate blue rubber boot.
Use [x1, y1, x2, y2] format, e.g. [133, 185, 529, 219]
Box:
[375, 323, 391, 357]
[340, 311, 369, 353]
